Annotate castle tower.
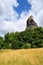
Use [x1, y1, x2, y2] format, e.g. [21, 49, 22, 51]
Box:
[27, 15, 38, 28]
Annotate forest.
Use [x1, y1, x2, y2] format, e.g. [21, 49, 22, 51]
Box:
[0, 27, 43, 49]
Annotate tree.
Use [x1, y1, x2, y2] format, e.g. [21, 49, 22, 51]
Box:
[0, 27, 43, 49]
[0, 37, 4, 49]
[21, 43, 31, 49]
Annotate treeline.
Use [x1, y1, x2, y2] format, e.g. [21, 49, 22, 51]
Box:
[0, 27, 43, 49]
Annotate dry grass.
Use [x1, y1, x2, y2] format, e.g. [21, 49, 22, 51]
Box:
[0, 48, 43, 65]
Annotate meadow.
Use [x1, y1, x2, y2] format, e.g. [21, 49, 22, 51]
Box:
[0, 48, 43, 65]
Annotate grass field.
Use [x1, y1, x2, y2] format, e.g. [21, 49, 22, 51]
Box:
[0, 48, 43, 65]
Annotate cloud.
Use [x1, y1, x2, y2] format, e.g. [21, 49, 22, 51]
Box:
[28, 0, 43, 13]
[0, 0, 19, 36]
[0, 0, 19, 21]
[28, 0, 43, 27]
[0, 11, 29, 36]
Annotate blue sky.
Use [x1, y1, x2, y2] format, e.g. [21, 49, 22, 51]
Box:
[14, 0, 31, 15]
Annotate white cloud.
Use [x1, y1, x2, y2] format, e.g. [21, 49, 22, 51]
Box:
[28, 0, 43, 13]
[28, 0, 43, 27]
[0, 0, 19, 21]
[0, 0, 19, 36]
[37, 10, 43, 26]
[0, 11, 29, 36]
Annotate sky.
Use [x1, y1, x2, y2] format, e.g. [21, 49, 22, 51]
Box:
[0, 0, 43, 36]
[14, 0, 31, 15]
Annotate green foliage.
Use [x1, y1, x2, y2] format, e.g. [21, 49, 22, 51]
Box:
[25, 43, 31, 49]
[0, 37, 4, 49]
[21, 43, 31, 49]
[0, 27, 43, 49]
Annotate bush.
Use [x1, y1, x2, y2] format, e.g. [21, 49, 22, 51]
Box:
[21, 43, 31, 49]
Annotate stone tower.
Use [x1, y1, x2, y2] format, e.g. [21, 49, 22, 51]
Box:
[27, 15, 38, 28]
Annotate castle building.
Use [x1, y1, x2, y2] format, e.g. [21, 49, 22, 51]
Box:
[27, 15, 38, 28]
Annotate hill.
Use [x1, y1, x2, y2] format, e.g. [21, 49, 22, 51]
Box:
[0, 48, 43, 65]
[0, 27, 43, 49]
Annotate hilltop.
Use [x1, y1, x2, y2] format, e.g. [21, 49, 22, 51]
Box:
[0, 16, 43, 49]
[0, 27, 43, 49]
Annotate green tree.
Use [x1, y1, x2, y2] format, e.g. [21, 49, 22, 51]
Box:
[0, 37, 4, 49]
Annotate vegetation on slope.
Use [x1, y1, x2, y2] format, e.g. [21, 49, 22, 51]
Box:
[0, 27, 43, 49]
[0, 48, 43, 65]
